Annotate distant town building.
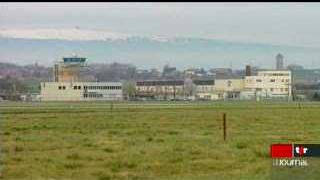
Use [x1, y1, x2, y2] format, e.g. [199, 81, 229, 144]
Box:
[287, 64, 304, 71]
[245, 65, 252, 76]
[162, 64, 180, 79]
[209, 68, 232, 76]
[150, 68, 161, 78]
[184, 68, 207, 78]
[290, 69, 320, 84]
[276, 53, 284, 70]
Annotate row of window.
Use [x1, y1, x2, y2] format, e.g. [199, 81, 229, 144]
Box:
[262, 73, 290, 76]
[84, 86, 122, 90]
[253, 88, 289, 92]
[254, 79, 289, 83]
[270, 88, 289, 92]
[84, 93, 103, 98]
[58, 86, 66, 90]
[58, 85, 122, 90]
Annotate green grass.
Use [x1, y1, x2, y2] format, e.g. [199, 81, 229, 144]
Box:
[1, 101, 320, 180]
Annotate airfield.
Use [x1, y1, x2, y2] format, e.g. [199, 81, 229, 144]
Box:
[1, 101, 320, 180]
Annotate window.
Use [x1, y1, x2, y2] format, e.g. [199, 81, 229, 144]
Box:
[62, 86, 66, 90]
[74, 86, 77, 90]
[256, 79, 262, 82]
[78, 86, 81, 89]
[270, 79, 275, 82]
[59, 86, 62, 90]
[270, 88, 274, 92]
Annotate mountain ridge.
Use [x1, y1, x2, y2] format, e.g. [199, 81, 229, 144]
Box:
[0, 28, 319, 69]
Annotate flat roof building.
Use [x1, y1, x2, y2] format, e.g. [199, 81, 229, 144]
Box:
[244, 70, 291, 98]
[40, 82, 122, 101]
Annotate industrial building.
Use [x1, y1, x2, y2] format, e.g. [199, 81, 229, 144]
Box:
[136, 78, 245, 101]
[40, 55, 123, 101]
[135, 79, 186, 100]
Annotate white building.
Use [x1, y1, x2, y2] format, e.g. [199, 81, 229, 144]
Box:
[136, 80, 185, 100]
[195, 79, 245, 100]
[194, 79, 216, 100]
[40, 82, 123, 101]
[244, 70, 291, 99]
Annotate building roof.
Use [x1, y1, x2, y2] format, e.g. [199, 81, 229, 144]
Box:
[193, 79, 215, 85]
[136, 79, 184, 86]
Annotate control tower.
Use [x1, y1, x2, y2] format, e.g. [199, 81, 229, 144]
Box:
[54, 54, 87, 82]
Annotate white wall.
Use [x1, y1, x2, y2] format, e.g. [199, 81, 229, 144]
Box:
[40, 82, 123, 101]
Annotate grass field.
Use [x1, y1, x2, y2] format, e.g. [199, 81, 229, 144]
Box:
[1, 101, 320, 180]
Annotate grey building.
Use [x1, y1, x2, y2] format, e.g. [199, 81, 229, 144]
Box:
[276, 53, 284, 70]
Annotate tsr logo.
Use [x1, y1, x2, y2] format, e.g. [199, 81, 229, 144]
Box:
[295, 146, 308, 157]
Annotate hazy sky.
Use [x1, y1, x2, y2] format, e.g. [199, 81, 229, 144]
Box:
[1, 3, 320, 47]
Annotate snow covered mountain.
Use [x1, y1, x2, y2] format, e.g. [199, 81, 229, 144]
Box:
[0, 28, 171, 42]
[0, 28, 319, 69]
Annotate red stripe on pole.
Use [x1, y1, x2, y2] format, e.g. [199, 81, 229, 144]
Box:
[271, 144, 293, 158]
